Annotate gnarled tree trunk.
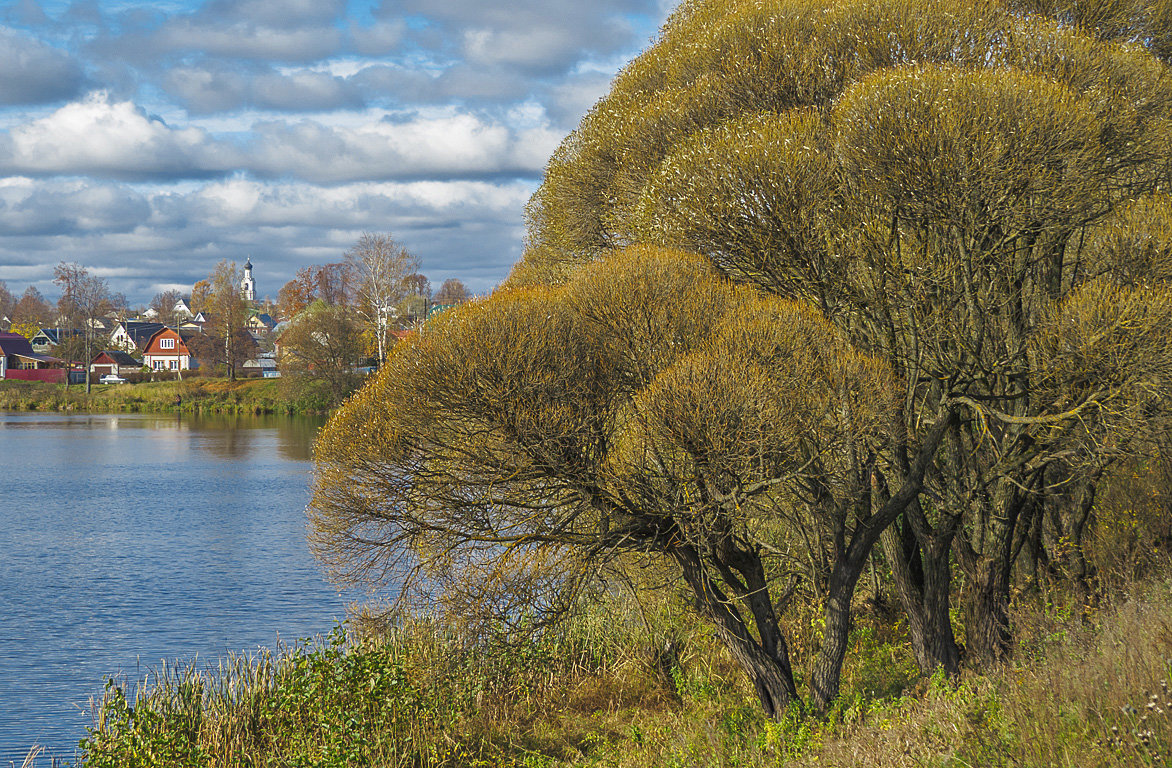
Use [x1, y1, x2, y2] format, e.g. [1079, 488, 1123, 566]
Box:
[672, 543, 799, 719]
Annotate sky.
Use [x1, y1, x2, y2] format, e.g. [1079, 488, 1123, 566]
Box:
[0, 0, 672, 306]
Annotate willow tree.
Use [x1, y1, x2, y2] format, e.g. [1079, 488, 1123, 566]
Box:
[311, 246, 953, 714]
[516, 0, 1172, 668]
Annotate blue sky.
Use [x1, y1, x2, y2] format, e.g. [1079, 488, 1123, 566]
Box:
[0, 0, 670, 305]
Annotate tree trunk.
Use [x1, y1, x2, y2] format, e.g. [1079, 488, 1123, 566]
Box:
[809, 567, 858, 711]
[1047, 474, 1099, 611]
[919, 536, 961, 673]
[84, 332, 92, 394]
[672, 544, 799, 719]
[963, 564, 1012, 663]
[961, 482, 1026, 664]
[883, 520, 962, 675]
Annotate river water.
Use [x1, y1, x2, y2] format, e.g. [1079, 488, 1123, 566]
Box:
[0, 411, 358, 765]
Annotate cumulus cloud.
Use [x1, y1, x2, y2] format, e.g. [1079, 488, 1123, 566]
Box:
[0, 93, 565, 183]
[379, 0, 659, 74]
[0, 29, 84, 104]
[0, 176, 533, 300]
[239, 112, 562, 182]
[0, 94, 224, 179]
[150, 22, 343, 63]
[351, 20, 407, 57]
[0, 0, 671, 304]
[199, 0, 347, 30]
[0, 178, 149, 235]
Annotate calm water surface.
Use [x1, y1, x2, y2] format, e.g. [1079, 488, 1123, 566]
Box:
[0, 411, 357, 764]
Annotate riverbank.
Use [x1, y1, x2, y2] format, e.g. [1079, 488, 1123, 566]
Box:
[72, 577, 1172, 767]
[0, 378, 339, 415]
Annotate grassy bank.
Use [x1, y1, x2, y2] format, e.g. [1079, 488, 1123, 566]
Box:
[0, 378, 340, 415]
[65, 577, 1172, 768]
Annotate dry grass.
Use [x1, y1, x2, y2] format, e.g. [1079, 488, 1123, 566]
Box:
[789, 581, 1172, 768]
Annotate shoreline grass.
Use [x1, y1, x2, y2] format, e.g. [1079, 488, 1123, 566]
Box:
[0, 378, 334, 415]
[60, 577, 1172, 768]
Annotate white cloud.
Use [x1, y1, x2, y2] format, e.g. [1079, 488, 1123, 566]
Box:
[182, 177, 531, 228]
[0, 93, 566, 183]
[1, 93, 222, 178]
[201, 0, 346, 29]
[381, 0, 658, 74]
[0, 177, 148, 235]
[166, 66, 364, 113]
[241, 112, 562, 182]
[0, 0, 673, 304]
[462, 27, 583, 72]
[351, 20, 406, 57]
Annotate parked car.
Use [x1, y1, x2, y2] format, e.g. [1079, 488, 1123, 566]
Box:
[99, 374, 128, 384]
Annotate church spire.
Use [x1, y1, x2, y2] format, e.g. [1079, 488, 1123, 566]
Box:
[241, 258, 256, 301]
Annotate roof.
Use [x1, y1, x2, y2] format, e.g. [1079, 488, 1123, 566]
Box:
[426, 304, 459, 319]
[119, 321, 167, 347]
[144, 325, 184, 352]
[92, 350, 142, 366]
[34, 328, 82, 344]
[242, 357, 277, 369]
[0, 332, 61, 363]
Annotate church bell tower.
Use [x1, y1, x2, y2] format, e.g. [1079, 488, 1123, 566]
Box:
[241, 258, 256, 302]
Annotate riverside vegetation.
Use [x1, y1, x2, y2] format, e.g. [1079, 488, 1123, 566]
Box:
[72, 476, 1172, 767]
[0, 376, 353, 416]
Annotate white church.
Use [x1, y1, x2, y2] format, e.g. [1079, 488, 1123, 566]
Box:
[241, 258, 257, 301]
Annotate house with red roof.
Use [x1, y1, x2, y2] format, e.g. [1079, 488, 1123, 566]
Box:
[141, 327, 199, 373]
[89, 350, 144, 378]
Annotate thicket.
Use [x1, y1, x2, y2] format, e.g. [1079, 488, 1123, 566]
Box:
[481, 0, 1172, 716]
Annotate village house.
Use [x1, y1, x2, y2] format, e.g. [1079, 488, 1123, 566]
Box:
[247, 312, 275, 331]
[89, 350, 143, 378]
[142, 298, 194, 323]
[179, 312, 206, 331]
[0, 331, 65, 382]
[30, 328, 82, 355]
[108, 320, 166, 354]
[141, 327, 198, 373]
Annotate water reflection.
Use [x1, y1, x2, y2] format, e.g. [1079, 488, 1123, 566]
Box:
[0, 410, 342, 765]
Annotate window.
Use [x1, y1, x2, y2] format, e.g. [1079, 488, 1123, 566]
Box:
[153, 360, 165, 370]
[169, 360, 178, 370]
[160, 338, 176, 350]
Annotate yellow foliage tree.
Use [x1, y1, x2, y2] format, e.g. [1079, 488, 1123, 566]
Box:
[311, 246, 959, 714]
[517, 0, 1172, 669]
